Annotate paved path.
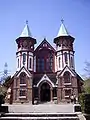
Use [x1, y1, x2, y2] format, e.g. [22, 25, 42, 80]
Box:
[3, 103, 74, 113]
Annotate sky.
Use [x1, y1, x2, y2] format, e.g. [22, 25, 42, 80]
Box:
[0, 0, 90, 77]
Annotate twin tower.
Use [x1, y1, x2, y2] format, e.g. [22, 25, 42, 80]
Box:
[16, 20, 75, 73]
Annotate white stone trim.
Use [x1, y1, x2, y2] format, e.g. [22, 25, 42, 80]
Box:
[55, 56, 57, 72]
[37, 74, 55, 87]
[60, 67, 75, 77]
[20, 84, 26, 86]
[19, 96, 26, 99]
[28, 56, 33, 71]
[17, 67, 31, 77]
[34, 56, 36, 72]
[64, 83, 71, 85]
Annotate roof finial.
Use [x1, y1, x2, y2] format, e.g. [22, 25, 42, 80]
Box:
[20, 20, 32, 37]
[44, 36, 46, 40]
[61, 19, 64, 24]
[26, 20, 28, 25]
[57, 19, 69, 37]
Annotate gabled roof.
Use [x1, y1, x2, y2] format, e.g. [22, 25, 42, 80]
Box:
[35, 38, 56, 52]
[33, 73, 57, 85]
[36, 74, 55, 87]
[57, 20, 69, 37]
[75, 71, 84, 82]
[57, 65, 83, 83]
[20, 20, 32, 37]
[13, 66, 32, 78]
[58, 65, 76, 77]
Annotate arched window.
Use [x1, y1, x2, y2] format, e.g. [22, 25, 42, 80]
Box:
[29, 58, 32, 69]
[46, 52, 53, 71]
[23, 53, 26, 65]
[64, 52, 68, 64]
[49, 55, 53, 71]
[59, 57, 60, 68]
[64, 71, 71, 83]
[20, 72, 26, 84]
[38, 58, 44, 72]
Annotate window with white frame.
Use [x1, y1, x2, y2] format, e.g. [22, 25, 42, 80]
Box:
[65, 89, 71, 97]
[18, 58, 19, 68]
[29, 58, 32, 69]
[23, 53, 26, 65]
[58, 57, 60, 68]
[64, 52, 68, 64]
[71, 57, 73, 68]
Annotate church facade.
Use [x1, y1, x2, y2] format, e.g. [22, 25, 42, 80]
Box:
[6, 20, 83, 104]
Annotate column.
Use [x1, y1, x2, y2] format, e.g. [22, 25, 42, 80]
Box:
[57, 88, 61, 103]
[50, 88, 53, 102]
[38, 87, 40, 103]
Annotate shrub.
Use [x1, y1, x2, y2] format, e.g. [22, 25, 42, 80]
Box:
[78, 93, 85, 112]
[0, 94, 5, 106]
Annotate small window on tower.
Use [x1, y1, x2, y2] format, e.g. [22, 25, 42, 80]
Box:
[59, 57, 60, 68]
[64, 52, 68, 64]
[18, 59, 19, 68]
[71, 57, 73, 68]
[29, 58, 32, 69]
[23, 53, 26, 65]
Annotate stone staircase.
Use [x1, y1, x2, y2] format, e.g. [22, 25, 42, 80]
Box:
[0, 103, 84, 120]
[0, 113, 79, 120]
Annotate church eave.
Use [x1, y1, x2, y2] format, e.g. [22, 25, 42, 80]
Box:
[16, 36, 36, 44]
[35, 39, 56, 53]
[54, 35, 75, 44]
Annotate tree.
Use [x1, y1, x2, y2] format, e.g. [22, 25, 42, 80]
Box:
[0, 85, 7, 97]
[0, 85, 6, 106]
[84, 61, 90, 78]
[0, 76, 11, 106]
[79, 62, 90, 112]
[0, 94, 4, 106]
[84, 79, 90, 94]
[83, 61, 90, 94]
[3, 76, 11, 88]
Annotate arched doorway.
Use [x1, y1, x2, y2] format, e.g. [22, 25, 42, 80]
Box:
[40, 82, 51, 102]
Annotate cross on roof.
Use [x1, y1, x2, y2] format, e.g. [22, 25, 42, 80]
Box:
[26, 20, 28, 25]
[61, 19, 64, 23]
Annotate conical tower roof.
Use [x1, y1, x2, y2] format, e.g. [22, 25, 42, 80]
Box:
[20, 20, 32, 37]
[57, 19, 69, 37]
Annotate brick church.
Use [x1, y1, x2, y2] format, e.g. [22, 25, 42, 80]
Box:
[6, 20, 83, 104]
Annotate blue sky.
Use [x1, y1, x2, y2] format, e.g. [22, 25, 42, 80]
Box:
[0, 0, 90, 77]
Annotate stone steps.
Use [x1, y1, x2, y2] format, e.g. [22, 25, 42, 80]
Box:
[0, 113, 79, 120]
[0, 116, 79, 120]
[5, 104, 74, 113]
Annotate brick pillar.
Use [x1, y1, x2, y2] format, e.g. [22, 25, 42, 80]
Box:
[62, 88, 65, 99]
[17, 78, 20, 102]
[50, 88, 53, 102]
[57, 87, 61, 103]
[38, 87, 40, 103]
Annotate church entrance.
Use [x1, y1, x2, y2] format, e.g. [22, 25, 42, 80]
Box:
[40, 82, 50, 102]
